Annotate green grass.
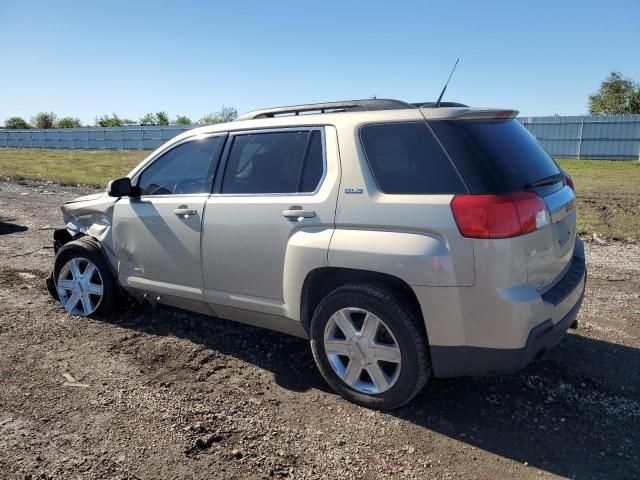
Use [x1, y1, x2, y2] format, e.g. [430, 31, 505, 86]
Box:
[0, 148, 147, 187]
[557, 159, 640, 240]
[0, 149, 638, 240]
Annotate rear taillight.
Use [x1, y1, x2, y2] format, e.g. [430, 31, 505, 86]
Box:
[450, 192, 550, 239]
[563, 173, 575, 191]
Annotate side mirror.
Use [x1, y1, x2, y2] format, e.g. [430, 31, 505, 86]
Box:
[107, 177, 133, 197]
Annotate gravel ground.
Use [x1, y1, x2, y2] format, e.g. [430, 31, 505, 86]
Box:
[1, 179, 639, 480]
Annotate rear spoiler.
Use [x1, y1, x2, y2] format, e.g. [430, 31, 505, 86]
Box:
[421, 107, 519, 120]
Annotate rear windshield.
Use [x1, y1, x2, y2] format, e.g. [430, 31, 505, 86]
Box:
[429, 119, 560, 193]
[359, 122, 466, 194]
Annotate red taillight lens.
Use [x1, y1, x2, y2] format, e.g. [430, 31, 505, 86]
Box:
[563, 173, 575, 191]
[451, 192, 549, 239]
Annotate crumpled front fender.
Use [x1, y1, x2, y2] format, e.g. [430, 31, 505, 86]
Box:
[59, 194, 118, 269]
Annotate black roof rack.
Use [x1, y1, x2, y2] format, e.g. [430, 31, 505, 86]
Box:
[238, 99, 416, 120]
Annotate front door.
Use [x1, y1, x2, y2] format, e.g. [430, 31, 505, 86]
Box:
[113, 134, 225, 299]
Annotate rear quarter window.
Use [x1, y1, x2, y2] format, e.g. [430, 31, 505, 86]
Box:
[359, 122, 466, 195]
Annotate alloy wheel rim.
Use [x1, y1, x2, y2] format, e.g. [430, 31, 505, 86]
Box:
[323, 307, 402, 394]
[57, 257, 104, 316]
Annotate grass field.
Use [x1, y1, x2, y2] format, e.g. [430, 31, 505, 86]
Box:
[556, 158, 640, 240]
[0, 148, 638, 240]
[0, 148, 146, 187]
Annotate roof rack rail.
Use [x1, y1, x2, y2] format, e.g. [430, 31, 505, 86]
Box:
[238, 99, 415, 120]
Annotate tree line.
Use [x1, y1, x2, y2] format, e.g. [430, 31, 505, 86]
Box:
[4, 70, 638, 130]
[2, 106, 238, 130]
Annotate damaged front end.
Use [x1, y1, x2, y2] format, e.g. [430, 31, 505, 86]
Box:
[56, 192, 117, 261]
[48, 192, 119, 299]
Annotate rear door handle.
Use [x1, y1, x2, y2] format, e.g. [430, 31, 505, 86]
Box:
[283, 206, 316, 219]
[173, 206, 198, 216]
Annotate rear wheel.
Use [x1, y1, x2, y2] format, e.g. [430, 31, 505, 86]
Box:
[53, 238, 118, 317]
[310, 283, 430, 409]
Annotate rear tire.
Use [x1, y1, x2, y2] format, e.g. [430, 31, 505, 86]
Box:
[310, 283, 430, 410]
[53, 237, 118, 317]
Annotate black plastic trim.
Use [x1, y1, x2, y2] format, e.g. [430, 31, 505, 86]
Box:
[541, 254, 586, 306]
[53, 228, 72, 253]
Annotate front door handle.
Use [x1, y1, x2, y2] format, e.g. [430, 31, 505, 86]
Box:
[173, 205, 198, 216]
[283, 206, 316, 219]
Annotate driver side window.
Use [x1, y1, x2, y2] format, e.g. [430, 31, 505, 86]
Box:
[138, 136, 221, 196]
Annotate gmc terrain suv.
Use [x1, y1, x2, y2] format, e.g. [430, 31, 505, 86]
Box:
[49, 99, 586, 409]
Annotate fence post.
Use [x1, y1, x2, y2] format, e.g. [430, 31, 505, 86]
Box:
[577, 119, 584, 160]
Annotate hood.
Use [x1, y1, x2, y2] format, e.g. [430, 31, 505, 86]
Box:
[65, 192, 106, 204]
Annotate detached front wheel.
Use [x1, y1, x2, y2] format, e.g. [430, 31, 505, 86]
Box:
[310, 283, 430, 410]
[53, 237, 118, 317]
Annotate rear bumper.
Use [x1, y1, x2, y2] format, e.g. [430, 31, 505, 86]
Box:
[425, 238, 587, 377]
[430, 286, 584, 377]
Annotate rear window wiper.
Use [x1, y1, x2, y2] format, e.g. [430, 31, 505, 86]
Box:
[524, 173, 564, 189]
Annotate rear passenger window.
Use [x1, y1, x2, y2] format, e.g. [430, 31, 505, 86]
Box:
[360, 122, 466, 194]
[221, 129, 324, 194]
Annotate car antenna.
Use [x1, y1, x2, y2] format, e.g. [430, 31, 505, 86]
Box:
[435, 58, 460, 107]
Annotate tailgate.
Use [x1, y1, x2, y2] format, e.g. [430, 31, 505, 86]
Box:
[523, 185, 576, 292]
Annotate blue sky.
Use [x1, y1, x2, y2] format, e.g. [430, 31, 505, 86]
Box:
[1, 0, 638, 124]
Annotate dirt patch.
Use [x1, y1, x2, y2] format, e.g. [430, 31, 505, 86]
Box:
[0, 179, 639, 479]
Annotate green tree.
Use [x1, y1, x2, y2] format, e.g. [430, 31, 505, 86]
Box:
[31, 112, 57, 129]
[589, 72, 640, 115]
[140, 113, 157, 125]
[56, 117, 82, 128]
[198, 105, 238, 125]
[156, 111, 169, 125]
[4, 117, 31, 129]
[95, 113, 123, 127]
[174, 115, 192, 125]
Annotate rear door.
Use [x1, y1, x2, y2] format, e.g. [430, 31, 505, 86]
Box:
[429, 117, 576, 290]
[201, 126, 339, 310]
[112, 134, 225, 298]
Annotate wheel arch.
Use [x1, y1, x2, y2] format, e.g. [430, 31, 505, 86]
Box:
[54, 233, 118, 281]
[300, 267, 428, 341]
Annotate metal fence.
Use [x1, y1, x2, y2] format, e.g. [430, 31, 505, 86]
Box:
[1, 115, 639, 160]
[0, 125, 193, 150]
[519, 114, 640, 160]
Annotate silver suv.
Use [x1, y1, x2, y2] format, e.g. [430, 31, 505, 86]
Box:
[49, 99, 586, 409]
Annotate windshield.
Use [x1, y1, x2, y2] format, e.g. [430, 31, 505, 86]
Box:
[429, 119, 561, 194]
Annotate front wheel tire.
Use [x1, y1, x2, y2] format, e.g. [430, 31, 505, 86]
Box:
[53, 237, 118, 317]
[310, 283, 430, 410]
